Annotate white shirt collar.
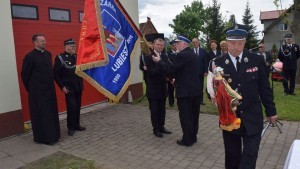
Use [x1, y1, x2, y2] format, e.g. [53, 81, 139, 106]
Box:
[228, 52, 243, 69]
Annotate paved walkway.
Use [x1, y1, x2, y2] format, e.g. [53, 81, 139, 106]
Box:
[0, 103, 299, 169]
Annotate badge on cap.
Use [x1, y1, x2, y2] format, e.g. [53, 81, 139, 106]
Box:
[284, 34, 293, 39]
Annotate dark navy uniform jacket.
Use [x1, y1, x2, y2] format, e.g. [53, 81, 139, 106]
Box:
[53, 51, 83, 92]
[212, 50, 277, 135]
[159, 47, 202, 98]
[278, 44, 300, 70]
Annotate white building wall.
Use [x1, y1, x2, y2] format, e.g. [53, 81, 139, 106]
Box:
[0, 0, 22, 114]
[120, 0, 142, 85]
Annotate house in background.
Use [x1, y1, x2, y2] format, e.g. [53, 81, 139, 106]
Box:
[139, 17, 158, 36]
[139, 16, 161, 55]
[260, 6, 293, 53]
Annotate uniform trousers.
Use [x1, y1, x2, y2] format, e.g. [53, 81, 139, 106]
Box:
[148, 98, 166, 132]
[66, 91, 82, 130]
[177, 96, 201, 145]
[282, 69, 296, 93]
[223, 130, 261, 169]
[167, 81, 175, 106]
[199, 75, 204, 103]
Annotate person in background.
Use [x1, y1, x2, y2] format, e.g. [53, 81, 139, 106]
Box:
[278, 34, 300, 95]
[210, 24, 277, 169]
[139, 42, 153, 84]
[192, 37, 207, 105]
[166, 40, 177, 107]
[220, 40, 228, 55]
[21, 34, 60, 145]
[53, 38, 85, 136]
[257, 43, 273, 78]
[207, 40, 222, 62]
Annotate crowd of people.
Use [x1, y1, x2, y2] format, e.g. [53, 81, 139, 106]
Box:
[21, 23, 299, 169]
[140, 24, 300, 168]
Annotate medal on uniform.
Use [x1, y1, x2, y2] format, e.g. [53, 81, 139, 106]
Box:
[68, 62, 71, 65]
[228, 78, 232, 83]
[244, 57, 248, 63]
[225, 59, 229, 64]
[295, 47, 298, 51]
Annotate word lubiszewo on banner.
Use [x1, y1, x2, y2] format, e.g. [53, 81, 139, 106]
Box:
[76, 0, 141, 102]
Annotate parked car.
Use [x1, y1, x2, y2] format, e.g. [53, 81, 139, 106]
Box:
[271, 59, 283, 81]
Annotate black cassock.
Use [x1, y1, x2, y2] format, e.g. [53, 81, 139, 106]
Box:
[21, 49, 60, 144]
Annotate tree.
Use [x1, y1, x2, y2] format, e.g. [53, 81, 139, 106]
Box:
[242, 1, 259, 49]
[205, 0, 226, 49]
[169, 0, 208, 40]
[224, 14, 236, 32]
[292, 0, 300, 83]
[228, 14, 236, 28]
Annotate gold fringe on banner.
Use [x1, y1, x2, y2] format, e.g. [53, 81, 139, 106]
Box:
[75, 0, 109, 73]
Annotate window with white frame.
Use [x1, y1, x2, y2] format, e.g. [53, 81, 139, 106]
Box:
[279, 23, 288, 31]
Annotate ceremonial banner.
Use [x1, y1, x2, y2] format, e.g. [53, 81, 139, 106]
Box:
[76, 0, 109, 70]
[76, 0, 141, 101]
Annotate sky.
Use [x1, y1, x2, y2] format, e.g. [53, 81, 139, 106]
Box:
[138, 0, 293, 39]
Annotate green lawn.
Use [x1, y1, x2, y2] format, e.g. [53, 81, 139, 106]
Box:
[135, 79, 300, 121]
[20, 152, 98, 169]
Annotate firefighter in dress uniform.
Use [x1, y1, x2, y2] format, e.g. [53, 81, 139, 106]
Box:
[53, 38, 85, 136]
[278, 34, 300, 95]
[208, 24, 278, 169]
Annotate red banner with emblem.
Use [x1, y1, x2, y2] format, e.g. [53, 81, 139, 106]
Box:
[76, 0, 108, 71]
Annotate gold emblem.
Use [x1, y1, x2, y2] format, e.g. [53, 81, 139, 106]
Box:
[244, 57, 248, 63]
[228, 78, 232, 83]
[225, 59, 230, 64]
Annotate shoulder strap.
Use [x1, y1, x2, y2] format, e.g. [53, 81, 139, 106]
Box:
[58, 55, 76, 69]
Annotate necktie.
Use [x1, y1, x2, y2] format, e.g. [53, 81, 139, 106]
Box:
[195, 48, 198, 55]
[236, 56, 240, 72]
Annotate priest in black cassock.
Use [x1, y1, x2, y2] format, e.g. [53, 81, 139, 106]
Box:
[21, 34, 60, 145]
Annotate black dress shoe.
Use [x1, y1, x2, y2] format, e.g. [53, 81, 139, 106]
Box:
[76, 126, 86, 131]
[200, 102, 206, 105]
[68, 130, 75, 136]
[45, 141, 57, 145]
[153, 131, 163, 138]
[290, 93, 296, 96]
[160, 128, 172, 134]
[176, 140, 193, 147]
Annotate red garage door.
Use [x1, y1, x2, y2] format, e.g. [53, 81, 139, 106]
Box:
[11, 0, 106, 122]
